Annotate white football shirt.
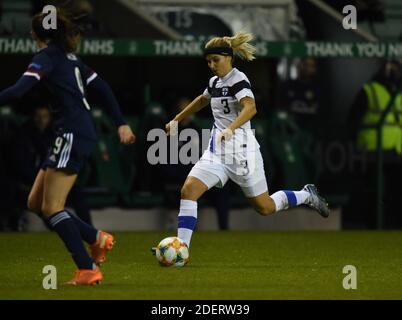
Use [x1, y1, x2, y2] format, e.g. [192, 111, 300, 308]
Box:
[202, 68, 260, 154]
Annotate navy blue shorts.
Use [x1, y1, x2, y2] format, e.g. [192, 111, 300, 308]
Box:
[41, 131, 96, 173]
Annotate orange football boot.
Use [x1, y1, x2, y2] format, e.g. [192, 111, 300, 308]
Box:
[90, 231, 115, 265]
[64, 267, 103, 286]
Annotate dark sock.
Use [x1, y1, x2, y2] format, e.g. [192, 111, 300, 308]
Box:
[67, 211, 98, 244]
[48, 210, 94, 270]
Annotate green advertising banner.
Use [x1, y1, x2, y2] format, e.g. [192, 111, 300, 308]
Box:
[1, 37, 402, 58]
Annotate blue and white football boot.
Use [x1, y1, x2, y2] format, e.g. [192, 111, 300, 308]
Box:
[303, 184, 330, 218]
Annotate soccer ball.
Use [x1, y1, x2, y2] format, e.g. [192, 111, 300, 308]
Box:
[155, 237, 189, 267]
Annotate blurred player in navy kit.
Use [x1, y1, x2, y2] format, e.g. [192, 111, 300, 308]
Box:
[0, 9, 135, 285]
[278, 58, 322, 134]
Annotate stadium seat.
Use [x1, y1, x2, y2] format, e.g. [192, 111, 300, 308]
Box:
[0, 106, 27, 159]
[82, 108, 125, 207]
[118, 116, 160, 207]
[91, 108, 116, 136]
[135, 102, 169, 192]
[252, 117, 275, 178]
[265, 110, 315, 190]
[88, 108, 165, 208]
[0, 0, 32, 35]
[119, 116, 139, 188]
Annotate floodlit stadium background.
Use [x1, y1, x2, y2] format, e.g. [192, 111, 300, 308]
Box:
[0, 2, 401, 235]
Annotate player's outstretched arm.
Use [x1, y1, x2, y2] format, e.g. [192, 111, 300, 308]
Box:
[165, 95, 209, 135]
[217, 96, 257, 144]
[0, 77, 39, 106]
[0, 51, 54, 106]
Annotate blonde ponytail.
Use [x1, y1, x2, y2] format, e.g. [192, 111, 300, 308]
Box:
[205, 31, 256, 61]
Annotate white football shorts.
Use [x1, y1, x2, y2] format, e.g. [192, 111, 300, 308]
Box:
[188, 149, 268, 198]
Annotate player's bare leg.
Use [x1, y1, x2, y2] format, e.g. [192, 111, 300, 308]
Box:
[42, 168, 101, 285]
[28, 169, 112, 265]
[41, 168, 77, 216]
[44, 169, 115, 266]
[180, 176, 209, 201]
[27, 169, 46, 215]
[247, 191, 276, 215]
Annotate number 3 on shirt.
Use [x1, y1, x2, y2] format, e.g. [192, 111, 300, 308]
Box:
[221, 98, 230, 114]
[74, 67, 91, 110]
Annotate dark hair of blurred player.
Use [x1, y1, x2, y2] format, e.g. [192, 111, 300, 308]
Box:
[31, 9, 81, 53]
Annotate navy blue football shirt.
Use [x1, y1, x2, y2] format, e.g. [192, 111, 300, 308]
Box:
[0, 42, 126, 140]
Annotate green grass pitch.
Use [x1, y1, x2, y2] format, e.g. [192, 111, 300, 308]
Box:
[0, 231, 401, 299]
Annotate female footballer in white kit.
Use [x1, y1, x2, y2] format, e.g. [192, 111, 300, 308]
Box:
[158, 32, 329, 250]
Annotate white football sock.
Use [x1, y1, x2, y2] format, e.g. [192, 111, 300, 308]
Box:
[270, 190, 310, 212]
[177, 199, 197, 248]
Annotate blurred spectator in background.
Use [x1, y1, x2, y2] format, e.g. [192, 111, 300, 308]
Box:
[14, 105, 52, 194]
[348, 59, 402, 228]
[277, 58, 322, 134]
[272, 58, 321, 190]
[12, 105, 94, 229]
[161, 97, 230, 230]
